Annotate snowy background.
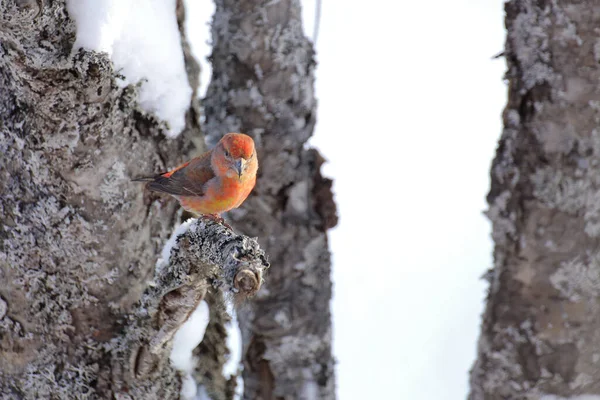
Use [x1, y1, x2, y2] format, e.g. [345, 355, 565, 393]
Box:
[302, 1, 506, 398]
[69, 0, 507, 398]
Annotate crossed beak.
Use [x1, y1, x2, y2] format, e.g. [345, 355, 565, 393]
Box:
[234, 159, 244, 179]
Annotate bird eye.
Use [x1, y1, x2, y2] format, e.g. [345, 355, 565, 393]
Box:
[224, 150, 230, 157]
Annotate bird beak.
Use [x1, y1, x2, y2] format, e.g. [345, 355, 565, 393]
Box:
[234, 159, 244, 178]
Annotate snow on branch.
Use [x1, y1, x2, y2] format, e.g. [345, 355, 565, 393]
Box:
[111, 218, 268, 397]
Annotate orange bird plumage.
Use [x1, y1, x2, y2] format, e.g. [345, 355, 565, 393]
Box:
[135, 133, 258, 219]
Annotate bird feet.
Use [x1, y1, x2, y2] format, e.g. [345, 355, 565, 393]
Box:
[202, 214, 232, 230]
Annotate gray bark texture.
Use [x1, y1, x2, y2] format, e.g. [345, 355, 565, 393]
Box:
[0, 0, 255, 399]
[470, 1, 600, 399]
[203, 0, 337, 399]
[0, 0, 336, 399]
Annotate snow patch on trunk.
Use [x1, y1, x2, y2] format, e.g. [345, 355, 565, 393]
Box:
[156, 218, 197, 271]
[67, 0, 192, 137]
[224, 302, 244, 399]
[170, 300, 210, 400]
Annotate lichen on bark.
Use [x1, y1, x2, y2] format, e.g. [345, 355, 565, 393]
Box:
[0, 0, 203, 397]
[471, 1, 600, 398]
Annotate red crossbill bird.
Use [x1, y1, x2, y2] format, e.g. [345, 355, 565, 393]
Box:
[134, 133, 258, 221]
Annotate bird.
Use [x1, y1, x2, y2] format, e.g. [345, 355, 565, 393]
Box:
[134, 133, 258, 223]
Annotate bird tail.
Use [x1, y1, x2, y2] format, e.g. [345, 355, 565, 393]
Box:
[131, 175, 162, 182]
[132, 161, 191, 183]
[132, 173, 184, 196]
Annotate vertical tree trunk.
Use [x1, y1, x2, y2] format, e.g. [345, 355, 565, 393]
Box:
[203, 0, 338, 399]
[0, 0, 208, 397]
[470, 1, 600, 398]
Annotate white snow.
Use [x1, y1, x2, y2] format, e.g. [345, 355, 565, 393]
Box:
[170, 300, 210, 400]
[181, 374, 199, 399]
[194, 385, 212, 400]
[223, 303, 244, 400]
[303, 0, 506, 399]
[67, 0, 192, 137]
[156, 218, 197, 271]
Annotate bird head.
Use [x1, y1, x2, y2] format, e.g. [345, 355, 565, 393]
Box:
[213, 133, 256, 180]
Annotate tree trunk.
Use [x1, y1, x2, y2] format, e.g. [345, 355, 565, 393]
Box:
[470, 1, 600, 398]
[203, 0, 337, 399]
[0, 0, 223, 398]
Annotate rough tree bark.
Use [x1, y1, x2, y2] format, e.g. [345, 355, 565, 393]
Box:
[1, 0, 336, 399]
[203, 0, 338, 399]
[0, 0, 253, 398]
[470, 1, 600, 399]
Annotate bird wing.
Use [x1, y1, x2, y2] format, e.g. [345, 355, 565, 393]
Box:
[147, 152, 214, 197]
